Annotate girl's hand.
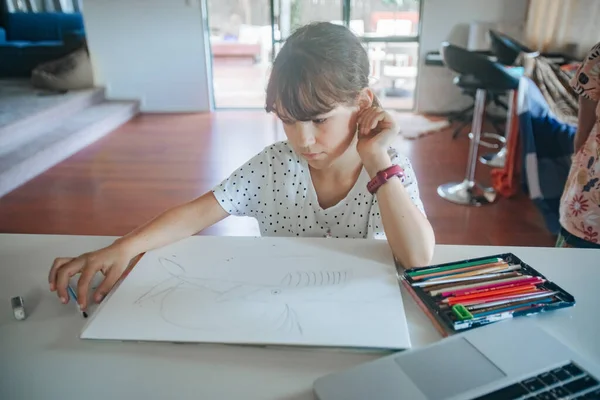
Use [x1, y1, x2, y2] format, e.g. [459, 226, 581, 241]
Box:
[355, 106, 399, 176]
[48, 242, 135, 311]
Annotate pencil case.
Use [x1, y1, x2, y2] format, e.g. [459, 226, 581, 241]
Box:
[400, 253, 576, 336]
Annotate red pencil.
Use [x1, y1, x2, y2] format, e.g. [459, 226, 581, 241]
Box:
[451, 289, 550, 307]
[442, 276, 544, 297]
[446, 285, 539, 305]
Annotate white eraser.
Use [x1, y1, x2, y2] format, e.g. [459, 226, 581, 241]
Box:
[11, 296, 26, 321]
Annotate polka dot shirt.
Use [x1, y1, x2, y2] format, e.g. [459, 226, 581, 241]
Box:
[212, 141, 425, 239]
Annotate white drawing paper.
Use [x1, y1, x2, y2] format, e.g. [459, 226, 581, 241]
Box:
[80, 236, 411, 350]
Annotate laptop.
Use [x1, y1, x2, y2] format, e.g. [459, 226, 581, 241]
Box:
[314, 319, 600, 400]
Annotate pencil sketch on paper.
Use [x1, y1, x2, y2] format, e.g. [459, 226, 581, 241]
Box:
[132, 257, 353, 335]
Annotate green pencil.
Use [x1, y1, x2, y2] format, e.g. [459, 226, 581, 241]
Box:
[407, 257, 503, 278]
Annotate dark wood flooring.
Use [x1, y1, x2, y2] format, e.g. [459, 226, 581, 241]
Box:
[0, 111, 556, 247]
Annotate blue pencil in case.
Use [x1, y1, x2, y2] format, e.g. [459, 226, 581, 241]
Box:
[67, 285, 88, 318]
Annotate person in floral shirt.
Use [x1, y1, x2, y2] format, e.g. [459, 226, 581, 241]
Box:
[557, 42, 600, 248]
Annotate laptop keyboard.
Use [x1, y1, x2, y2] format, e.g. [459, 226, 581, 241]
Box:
[473, 362, 600, 400]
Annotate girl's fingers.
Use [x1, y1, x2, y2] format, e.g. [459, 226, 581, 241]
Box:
[356, 108, 369, 132]
[55, 257, 85, 303]
[360, 108, 378, 135]
[356, 107, 368, 125]
[49, 257, 74, 291]
[358, 107, 392, 137]
[364, 110, 384, 135]
[94, 267, 122, 304]
[370, 112, 386, 130]
[77, 263, 103, 310]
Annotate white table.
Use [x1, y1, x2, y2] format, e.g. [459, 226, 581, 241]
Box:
[1, 234, 598, 400]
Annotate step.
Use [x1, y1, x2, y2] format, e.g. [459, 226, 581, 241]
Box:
[0, 100, 139, 198]
[0, 85, 105, 155]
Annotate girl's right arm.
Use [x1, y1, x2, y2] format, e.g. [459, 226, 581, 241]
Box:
[48, 191, 229, 311]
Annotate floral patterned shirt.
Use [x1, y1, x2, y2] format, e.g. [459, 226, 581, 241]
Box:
[559, 42, 600, 244]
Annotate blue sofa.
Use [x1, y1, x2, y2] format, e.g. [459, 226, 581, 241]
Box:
[0, 12, 86, 77]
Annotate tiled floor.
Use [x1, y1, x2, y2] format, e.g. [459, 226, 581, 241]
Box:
[0, 111, 556, 247]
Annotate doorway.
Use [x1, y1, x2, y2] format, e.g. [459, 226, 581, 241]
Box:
[205, 0, 421, 110]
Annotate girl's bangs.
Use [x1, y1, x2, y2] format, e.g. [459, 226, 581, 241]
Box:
[266, 61, 338, 124]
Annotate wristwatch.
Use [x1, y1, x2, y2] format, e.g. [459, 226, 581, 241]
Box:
[367, 164, 404, 194]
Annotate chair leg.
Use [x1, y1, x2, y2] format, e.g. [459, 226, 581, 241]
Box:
[448, 103, 474, 123]
[493, 94, 509, 111]
[480, 90, 515, 168]
[452, 95, 495, 139]
[452, 119, 470, 139]
[490, 120, 505, 136]
[437, 89, 497, 206]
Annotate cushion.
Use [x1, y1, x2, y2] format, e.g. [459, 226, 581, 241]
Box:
[6, 13, 61, 41]
[5, 12, 84, 42]
[31, 47, 94, 90]
[58, 14, 85, 37]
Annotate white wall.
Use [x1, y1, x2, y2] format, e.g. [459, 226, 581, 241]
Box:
[81, 0, 212, 112]
[415, 0, 529, 114]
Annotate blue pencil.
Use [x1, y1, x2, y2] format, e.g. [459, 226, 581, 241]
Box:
[67, 285, 88, 318]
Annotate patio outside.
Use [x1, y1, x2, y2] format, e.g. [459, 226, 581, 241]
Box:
[207, 0, 420, 110]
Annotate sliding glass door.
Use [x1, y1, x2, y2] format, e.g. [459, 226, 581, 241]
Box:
[205, 0, 272, 108]
[206, 0, 421, 110]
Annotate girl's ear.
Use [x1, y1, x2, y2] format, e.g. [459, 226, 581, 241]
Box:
[357, 88, 375, 110]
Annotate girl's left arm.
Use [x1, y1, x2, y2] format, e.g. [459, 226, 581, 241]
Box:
[357, 106, 435, 268]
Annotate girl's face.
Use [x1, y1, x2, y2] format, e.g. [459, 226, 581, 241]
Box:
[281, 104, 359, 169]
[281, 90, 373, 170]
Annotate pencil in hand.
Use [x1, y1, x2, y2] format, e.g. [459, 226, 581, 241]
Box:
[67, 285, 88, 318]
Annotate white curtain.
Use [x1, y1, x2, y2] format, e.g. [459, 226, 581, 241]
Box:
[524, 0, 576, 52]
[525, 0, 600, 57]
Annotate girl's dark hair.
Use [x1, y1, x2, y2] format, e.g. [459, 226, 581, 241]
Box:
[265, 22, 376, 124]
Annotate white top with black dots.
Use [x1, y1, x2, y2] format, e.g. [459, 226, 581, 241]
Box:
[212, 141, 425, 239]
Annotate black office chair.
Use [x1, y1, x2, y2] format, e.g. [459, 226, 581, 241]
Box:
[447, 66, 512, 139]
[438, 42, 520, 206]
[489, 30, 537, 66]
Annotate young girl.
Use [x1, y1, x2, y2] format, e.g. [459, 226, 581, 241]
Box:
[556, 41, 600, 248]
[48, 22, 435, 311]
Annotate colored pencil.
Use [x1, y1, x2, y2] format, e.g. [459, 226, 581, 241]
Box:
[428, 274, 532, 296]
[469, 297, 554, 318]
[407, 257, 503, 277]
[441, 276, 544, 297]
[430, 264, 520, 281]
[415, 272, 521, 289]
[466, 291, 558, 310]
[67, 285, 88, 318]
[471, 299, 554, 319]
[450, 289, 550, 307]
[446, 285, 539, 305]
[411, 261, 509, 281]
[438, 285, 540, 310]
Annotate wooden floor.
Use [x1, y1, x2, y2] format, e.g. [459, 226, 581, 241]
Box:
[0, 111, 556, 247]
